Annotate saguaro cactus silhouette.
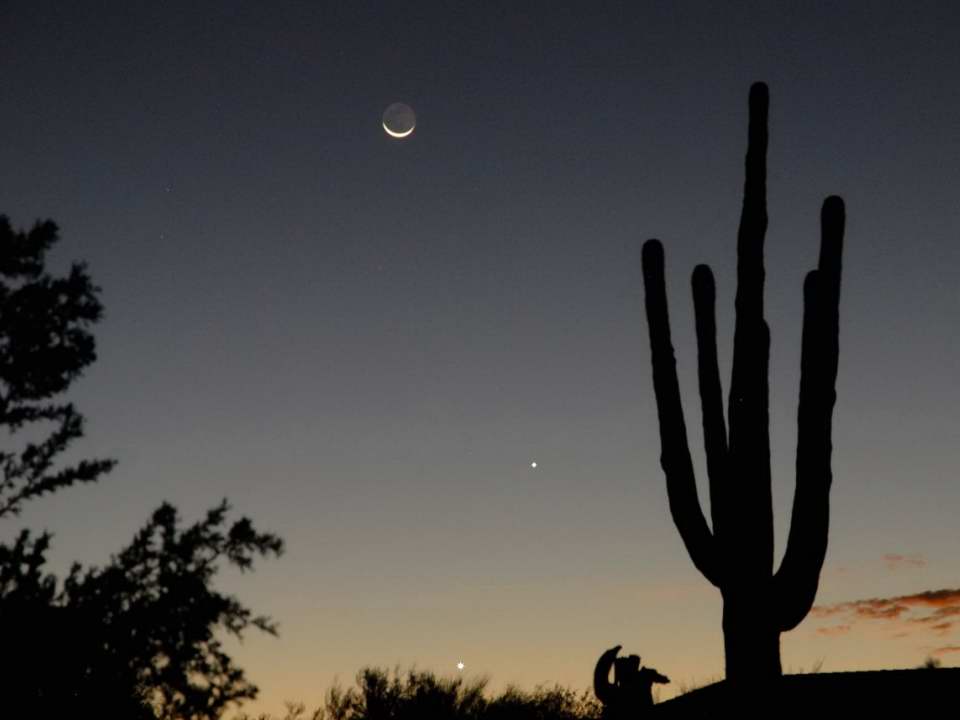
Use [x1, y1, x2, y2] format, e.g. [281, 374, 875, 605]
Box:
[641, 82, 844, 683]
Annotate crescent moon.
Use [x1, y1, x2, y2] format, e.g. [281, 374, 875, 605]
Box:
[383, 122, 414, 139]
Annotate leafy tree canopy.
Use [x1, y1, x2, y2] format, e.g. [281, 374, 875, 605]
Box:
[1, 500, 283, 719]
[0, 215, 285, 719]
[0, 215, 115, 518]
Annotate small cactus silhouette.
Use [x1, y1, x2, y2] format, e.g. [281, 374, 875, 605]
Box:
[594, 645, 669, 718]
[641, 82, 845, 684]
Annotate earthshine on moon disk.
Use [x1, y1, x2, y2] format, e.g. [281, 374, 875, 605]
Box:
[382, 102, 416, 138]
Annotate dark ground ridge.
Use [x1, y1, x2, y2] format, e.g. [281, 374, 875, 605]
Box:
[652, 667, 960, 717]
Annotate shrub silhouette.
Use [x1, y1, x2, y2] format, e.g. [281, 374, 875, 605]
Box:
[234, 666, 603, 720]
[641, 82, 845, 687]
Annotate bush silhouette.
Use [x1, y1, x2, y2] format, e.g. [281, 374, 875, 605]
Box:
[234, 666, 603, 720]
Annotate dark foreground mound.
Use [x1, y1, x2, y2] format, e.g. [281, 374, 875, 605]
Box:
[654, 668, 960, 717]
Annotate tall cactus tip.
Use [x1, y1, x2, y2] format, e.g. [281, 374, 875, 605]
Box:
[750, 82, 769, 101]
[823, 195, 845, 214]
[692, 264, 713, 285]
[642, 238, 663, 263]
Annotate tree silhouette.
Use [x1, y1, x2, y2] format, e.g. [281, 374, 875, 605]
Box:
[0, 214, 284, 717]
[0, 215, 115, 518]
[641, 83, 845, 685]
[0, 500, 283, 718]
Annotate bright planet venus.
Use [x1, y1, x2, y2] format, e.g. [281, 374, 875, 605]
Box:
[382, 102, 416, 138]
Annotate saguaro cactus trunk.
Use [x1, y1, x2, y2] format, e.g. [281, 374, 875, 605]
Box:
[641, 82, 845, 685]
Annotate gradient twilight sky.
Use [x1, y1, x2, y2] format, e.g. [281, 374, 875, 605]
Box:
[2, 0, 959, 714]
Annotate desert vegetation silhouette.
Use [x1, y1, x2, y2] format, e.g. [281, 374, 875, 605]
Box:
[0, 216, 283, 718]
[593, 644, 669, 718]
[641, 82, 845, 687]
[233, 665, 605, 720]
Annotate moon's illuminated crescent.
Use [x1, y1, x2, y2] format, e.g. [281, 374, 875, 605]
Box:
[383, 122, 414, 139]
[382, 102, 416, 139]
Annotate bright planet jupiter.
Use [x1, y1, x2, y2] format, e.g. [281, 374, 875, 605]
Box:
[382, 102, 416, 138]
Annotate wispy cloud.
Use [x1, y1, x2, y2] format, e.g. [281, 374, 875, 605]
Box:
[908, 607, 960, 625]
[813, 588, 960, 618]
[816, 624, 852, 637]
[932, 646, 960, 656]
[811, 588, 960, 641]
[883, 553, 926, 571]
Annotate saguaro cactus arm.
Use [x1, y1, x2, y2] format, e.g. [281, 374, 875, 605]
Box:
[692, 264, 729, 545]
[729, 83, 770, 438]
[642, 240, 721, 588]
[593, 645, 621, 705]
[727, 83, 774, 577]
[774, 195, 845, 631]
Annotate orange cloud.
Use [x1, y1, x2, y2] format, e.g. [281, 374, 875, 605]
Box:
[883, 553, 926, 571]
[814, 588, 960, 616]
[854, 603, 909, 620]
[811, 588, 960, 640]
[810, 605, 842, 619]
[816, 625, 852, 637]
[909, 608, 960, 625]
[902, 588, 960, 608]
[932, 646, 960, 657]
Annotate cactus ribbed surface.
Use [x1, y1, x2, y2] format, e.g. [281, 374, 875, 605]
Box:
[641, 82, 845, 684]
